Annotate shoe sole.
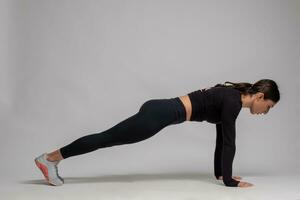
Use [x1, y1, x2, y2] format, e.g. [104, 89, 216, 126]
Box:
[35, 159, 59, 186]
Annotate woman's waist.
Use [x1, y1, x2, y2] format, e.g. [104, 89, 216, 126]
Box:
[178, 95, 192, 121]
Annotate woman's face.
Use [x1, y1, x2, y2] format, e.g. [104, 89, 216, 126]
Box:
[250, 92, 276, 115]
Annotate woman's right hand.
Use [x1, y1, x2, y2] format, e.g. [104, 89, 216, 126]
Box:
[238, 181, 254, 188]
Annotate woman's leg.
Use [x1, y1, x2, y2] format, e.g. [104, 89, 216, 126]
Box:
[50, 98, 184, 161]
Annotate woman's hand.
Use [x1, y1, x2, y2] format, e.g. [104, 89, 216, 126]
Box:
[238, 181, 254, 188]
[217, 176, 254, 187]
[217, 175, 242, 181]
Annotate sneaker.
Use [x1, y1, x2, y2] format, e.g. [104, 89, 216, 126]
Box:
[34, 153, 64, 186]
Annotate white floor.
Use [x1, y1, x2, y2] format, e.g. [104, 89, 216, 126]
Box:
[1, 172, 300, 200]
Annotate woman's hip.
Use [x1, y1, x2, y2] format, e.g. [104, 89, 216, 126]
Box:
[138, 97, 187, 126]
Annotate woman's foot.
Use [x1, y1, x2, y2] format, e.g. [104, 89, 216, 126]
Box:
[34, 153, 64, 186]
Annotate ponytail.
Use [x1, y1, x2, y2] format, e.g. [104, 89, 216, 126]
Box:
[214, 79, 280, 103]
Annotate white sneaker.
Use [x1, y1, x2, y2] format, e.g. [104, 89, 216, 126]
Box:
[34, 153, 64, 186]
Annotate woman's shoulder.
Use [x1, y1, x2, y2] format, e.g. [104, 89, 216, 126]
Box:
[206, 86, 240, 97]
[209, 87, 242, 107]
[210, 86, 240, 95]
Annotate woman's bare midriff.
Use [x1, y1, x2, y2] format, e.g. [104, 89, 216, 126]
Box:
[179, 95, 192, 121]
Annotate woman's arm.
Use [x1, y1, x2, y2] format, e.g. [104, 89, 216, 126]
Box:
[221, 118, 239, 186]
[220, 98, 241, 187]
[214, 123, 223, 180]
[215, 123, 243, 181]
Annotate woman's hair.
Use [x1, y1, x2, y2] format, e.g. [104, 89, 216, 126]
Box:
[214, 79, 280, 103]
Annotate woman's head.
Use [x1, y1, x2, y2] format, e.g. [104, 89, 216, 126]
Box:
[214, 79, 280, 115]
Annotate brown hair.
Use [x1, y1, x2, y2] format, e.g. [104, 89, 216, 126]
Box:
[214, 79, 280, 103]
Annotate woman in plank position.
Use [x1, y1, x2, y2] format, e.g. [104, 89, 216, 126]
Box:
[35, 79, 280, 188]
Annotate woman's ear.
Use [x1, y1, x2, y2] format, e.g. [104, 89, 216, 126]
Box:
[256, 92, 265, 100]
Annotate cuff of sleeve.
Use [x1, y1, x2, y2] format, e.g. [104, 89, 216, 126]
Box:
[223, 178, 240, 187]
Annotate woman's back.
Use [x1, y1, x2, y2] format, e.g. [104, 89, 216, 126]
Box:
[187, 86, 243, 123]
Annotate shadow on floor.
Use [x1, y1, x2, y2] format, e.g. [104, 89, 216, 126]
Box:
[20, 172, 223, 186]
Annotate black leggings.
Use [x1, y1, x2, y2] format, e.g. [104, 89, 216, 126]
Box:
[59, 97, 187, 159]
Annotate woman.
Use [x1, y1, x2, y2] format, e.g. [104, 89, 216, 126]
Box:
[34, 79, 280, 188]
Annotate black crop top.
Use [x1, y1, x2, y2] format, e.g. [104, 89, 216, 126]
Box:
[187, 86, 242, 187]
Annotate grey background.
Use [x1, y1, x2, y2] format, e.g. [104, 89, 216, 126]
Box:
[0, 0, 299, 182]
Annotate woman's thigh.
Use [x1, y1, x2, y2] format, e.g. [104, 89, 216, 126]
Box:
[104, 98, 179, 144]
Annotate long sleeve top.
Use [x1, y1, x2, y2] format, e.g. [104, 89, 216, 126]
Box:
[187, 86, 242, 187]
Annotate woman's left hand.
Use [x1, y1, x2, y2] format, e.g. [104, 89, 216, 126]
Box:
[218, 175, 242, 181]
